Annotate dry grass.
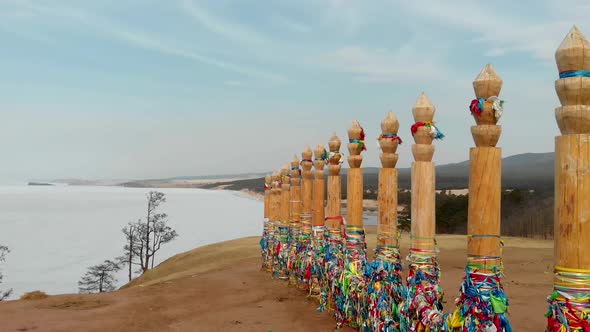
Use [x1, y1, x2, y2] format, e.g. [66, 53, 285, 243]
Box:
[123, 236, 261, 288]
[20, 291, 48, 301]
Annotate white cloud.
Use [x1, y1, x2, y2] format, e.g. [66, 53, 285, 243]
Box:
[314, 45, 449, 83]
[180, 0, 270, 46]
[395, 0, 586, 62]
[6, 0, 288, 83]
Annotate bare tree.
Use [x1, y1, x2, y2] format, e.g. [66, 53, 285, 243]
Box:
[120, 222, 142, 281]
[78, 259, 121, 293]
[0, 245, 12, 301]
[119, 191, 178, 278]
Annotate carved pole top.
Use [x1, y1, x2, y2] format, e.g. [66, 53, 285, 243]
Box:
[291, 155, 301, 180]
[271, 171, 281, 190]
[328, 133, 342, 158]
[280, 164, 290, 188]
[470, 64, 504, 146]
[411, 92, 442, 162]
[328, 133, 343, 176]
[314, 144, 327, 179]
[301, 146, 313, 179]
[473, 64, 503, 99]
[347, 120, 365, 168]
[556, 25, 590, 73]
[555, 26, 590, 134]
[379, 112, 401, 168]
[412, 92, 435, 123]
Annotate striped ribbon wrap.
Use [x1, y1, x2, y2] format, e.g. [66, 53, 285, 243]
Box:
[546, 266, 590, 332]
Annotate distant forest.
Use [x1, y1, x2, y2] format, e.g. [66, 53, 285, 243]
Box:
[200, 171, 554, 239]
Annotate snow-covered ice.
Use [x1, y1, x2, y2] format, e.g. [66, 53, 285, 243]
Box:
[0, 185, 262, 299]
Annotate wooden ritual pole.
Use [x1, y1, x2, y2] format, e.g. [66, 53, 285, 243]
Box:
[299, 146, 314, 289]
[288, 156, 302, 285]
[269, 171, 282, 276]
[261, 174, 272, 271]
[335, 120, 368, 329]
[322, 134, 344, 312]
[308, 144, 327, 299]
[448, 65, 510, 331]
[547, 26, 590, 331]
[367, 112, 404, 331]
[274, 165, 290, 280]
[402, 93, 445, 330]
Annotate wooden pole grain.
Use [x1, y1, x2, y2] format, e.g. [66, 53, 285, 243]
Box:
[410, 93, 437, 252]
[468, 64, 503, 267]
[347, 121, 365, 227]
[378, 112, 400, 247]
[312, 145, 326, 228]
[326, 134, 343, 231]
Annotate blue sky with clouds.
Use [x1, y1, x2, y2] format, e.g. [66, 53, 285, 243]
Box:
[1, 0, 588, 183]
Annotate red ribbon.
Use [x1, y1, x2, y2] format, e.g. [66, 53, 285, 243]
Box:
[411, 122, 426, 135]
[470, 99, 482, 116]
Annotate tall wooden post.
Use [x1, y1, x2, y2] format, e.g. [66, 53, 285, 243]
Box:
[272, 166, 290, 280]
[261, 175, 272, 271]
[335, 120, 368, 329]
[299, 146, 314, 289]
[308, 145, 327, 298]
[368, 112, 404, 331]
[270, 171, 282, 276]
[402, 93, 445, 330]
[288, 156, 302, 285]
[321, 134, 344, 312]
[448, 65, 510, 331]
[547, 26, 590, 331]
[378, 112, 401, 247]
[326, 134, 343, 230]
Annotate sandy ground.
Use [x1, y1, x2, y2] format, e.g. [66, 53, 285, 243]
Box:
[0, 229, 553, 331]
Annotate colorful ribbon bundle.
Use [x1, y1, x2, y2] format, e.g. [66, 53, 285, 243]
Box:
[367, 241, 404, 332]
[328, 150, 343, 163]
[263, 220, 276, 273]
[379, 133, 403, 145]
[349, 127, 367, 151]
[287, 220, 302, 285]
[469, 97, 504, 120]
[308, 226, 326, 300]
[546, 266, 590, 331]
[260, 218, 271, 270]
[401, 243, 445, 331]
[447, 235, 511, 332]
[320, 216, 345, 313]
[297, 212, 313, 289]
[410, 122, 445, 140]
[273, 225, 290, 280]
[335, 225, 370, 329]
[447, 264, 511, 331]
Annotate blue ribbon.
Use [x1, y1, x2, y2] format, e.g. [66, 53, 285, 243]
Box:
[559, 70, 590, 78]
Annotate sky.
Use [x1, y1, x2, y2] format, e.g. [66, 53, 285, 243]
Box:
[0, 0, 588, 184]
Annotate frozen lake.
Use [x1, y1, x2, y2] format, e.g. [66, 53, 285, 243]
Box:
[0, 185, 262, 299]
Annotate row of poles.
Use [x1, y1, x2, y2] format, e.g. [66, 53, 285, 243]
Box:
[259, 26, 588, 332]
